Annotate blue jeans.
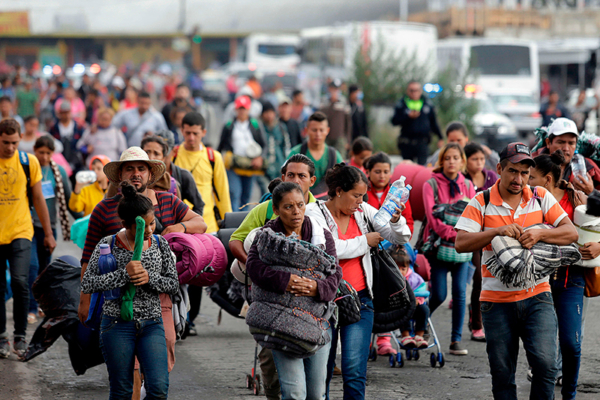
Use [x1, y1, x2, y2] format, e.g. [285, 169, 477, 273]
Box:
[99, 315, 169, 400]
[227, 170, 255, 212]
[551, 266, 585, 400]
[272, 326, 332, 400]
[481, 292, 558, 400]
[29, 227, 56, 314]
[326, 291, 374, 400]
[0, 239, 32, 338]
[429, 260, 469, 343]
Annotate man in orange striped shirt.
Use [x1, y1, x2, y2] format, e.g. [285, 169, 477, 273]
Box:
[455, 142, 578, 400]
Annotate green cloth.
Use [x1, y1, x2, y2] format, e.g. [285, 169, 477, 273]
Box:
[230, 192, 316, 243]
[16, 89, 38, 118]
[287, 144, 343, 190]
[404, 96, 423, 112]
[120, 216, 144, 321]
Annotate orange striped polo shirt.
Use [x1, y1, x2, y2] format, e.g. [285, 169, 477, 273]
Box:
[454, 181, 568, 303]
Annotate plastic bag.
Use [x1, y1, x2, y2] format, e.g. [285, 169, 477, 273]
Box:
[32, 256, 81, 318]
[70, 215, 91, 250]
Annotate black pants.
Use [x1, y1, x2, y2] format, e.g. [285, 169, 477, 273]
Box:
[398, 142, 429, 165]
[188, 285, 203, 323]
[0, 239, 32, 338]
[470, 251, 483, 331]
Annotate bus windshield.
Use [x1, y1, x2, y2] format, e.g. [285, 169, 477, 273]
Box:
[470, 45, 531, 76]
[258, 44, 297, 57]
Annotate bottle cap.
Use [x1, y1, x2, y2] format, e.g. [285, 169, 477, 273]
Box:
[100, 243, 110, 255]
[406, 184, 412, 190]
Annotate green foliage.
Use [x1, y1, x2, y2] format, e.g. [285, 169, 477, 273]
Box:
[352, 36, 479, 150]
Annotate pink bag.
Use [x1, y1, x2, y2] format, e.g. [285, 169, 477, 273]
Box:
[189, 234, 227, 287]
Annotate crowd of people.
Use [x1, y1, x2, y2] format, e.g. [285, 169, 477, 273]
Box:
[1, 66, 599, 400]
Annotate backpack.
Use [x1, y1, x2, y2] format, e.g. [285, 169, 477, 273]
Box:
[18, 151, 33, 209]
[299, 142, 337, 200]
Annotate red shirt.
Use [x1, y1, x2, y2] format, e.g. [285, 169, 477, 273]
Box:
[559, 191, 574, 221]
[337, 215, 366, 292]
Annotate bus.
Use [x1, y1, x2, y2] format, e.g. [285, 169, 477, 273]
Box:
[437, 38, 541, 134]
[238, 34, 301, 71]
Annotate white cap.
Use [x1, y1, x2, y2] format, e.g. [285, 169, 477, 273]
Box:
[549, 118, 579, 138]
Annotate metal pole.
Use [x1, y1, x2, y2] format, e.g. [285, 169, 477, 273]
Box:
[178, 0, 186, 32]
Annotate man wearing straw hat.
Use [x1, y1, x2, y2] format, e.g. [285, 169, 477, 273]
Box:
[77, 146, 207, 324]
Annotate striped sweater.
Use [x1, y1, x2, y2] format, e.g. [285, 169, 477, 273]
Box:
[81, 191, 189, 265]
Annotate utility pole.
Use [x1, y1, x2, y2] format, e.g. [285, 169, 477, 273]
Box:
[178, 0, 186, 32]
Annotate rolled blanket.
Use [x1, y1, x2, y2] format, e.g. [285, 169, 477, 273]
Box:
[246, 228, 337, 357]
[485, 224, 581, 289]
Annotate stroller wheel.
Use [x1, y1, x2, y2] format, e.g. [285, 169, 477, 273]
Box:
[430, 353, 437, 368]
[406, 349, 412, 360]
[253, 377, 261, 395]
[397, 353, 404, 368]
[438, 353, 445, 368]
[413, 349, 420, 361]
[389, 354, 396, 368]
[246, 374, 253, 389]
[369, 346, 378, 361]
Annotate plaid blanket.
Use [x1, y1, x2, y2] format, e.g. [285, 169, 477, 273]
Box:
[485, 224, 581, 289]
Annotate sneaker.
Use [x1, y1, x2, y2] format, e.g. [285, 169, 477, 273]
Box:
[471, 329, 486, 342]
[400, 336, 416, 349]
[449, 342, 468, 355]
[526, 369, 533, 382]
[0, 338, 9, 359]
[27, 313, 38, 325]
[414, 335, 428, 349]
[556, 375, 563, 386]
[13, 337, 27, 358]
[188, 326, 197, 336]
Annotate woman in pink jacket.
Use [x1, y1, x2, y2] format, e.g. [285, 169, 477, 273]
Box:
[422, 143, 475, 357]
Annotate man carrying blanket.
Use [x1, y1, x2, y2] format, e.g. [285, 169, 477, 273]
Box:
[455, 142, 578, 400]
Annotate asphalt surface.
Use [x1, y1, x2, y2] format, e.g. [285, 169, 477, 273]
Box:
[2, 230, 600, 400]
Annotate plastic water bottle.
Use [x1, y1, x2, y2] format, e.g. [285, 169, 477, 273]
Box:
[98, 244, 121, 300]
[76, 171, 97, 184]
[571, 151, 588, 183]
[373, 176, 412, 227]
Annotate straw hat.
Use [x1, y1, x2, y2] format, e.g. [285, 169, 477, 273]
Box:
[103, 146, 166, 185]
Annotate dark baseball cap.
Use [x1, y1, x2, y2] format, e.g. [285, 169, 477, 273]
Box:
[499, 142, 536, 167]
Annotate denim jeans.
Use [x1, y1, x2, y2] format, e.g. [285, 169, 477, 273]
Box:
[272, 326, 332, 400]
[326, 291, 374, 400]
[29, 227, 56, 314]
[551, 266, 585, 400]
[0, 239, 32, 338]
[227, 170, 256, 212]
[99, 315, 169, 400]
[481, 292, 558, 400]
[428, 260, 469, 343]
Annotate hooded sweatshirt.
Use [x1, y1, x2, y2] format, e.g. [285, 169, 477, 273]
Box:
[422, 172, 476, 243]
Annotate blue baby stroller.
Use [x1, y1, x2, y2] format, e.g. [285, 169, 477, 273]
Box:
[368, 244, 445, 368]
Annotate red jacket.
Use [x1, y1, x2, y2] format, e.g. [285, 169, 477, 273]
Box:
[366, 184, 415, 234]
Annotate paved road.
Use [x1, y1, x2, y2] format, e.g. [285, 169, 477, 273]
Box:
[2, 235, 600, 399]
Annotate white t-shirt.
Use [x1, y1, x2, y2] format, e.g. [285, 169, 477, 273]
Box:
[58, 120, 75, 139]
[231, 120, 256, 157]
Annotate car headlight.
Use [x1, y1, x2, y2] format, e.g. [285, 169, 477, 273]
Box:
[474, 125, 484, 135]
[497, 124, 517, 136]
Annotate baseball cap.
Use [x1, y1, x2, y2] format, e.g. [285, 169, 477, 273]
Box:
[499, 142, 536, 167]
[279, 96, 291, 105]
[59, 101, 72, 112]
[549, 117, 579, 138]
[235, 95, 251, 109]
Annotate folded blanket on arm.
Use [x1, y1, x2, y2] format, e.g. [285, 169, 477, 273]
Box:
[245, 228, 337, 358]
[485, 224, 581, 289]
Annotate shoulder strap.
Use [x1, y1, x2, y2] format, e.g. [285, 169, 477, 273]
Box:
[325, 146, 337, 171]
[300, 141, 308, 155]
[532, 187, 544, 223]
[172, 145, 180, 163]
[18, 151, 32, 208]
[153, 234, 162, 253]
[206, 146, 220, 202]
[426, 178, 439, 204]
[265, 200, 274, 222]
[110, 234, 117, 251]
[481, 189, 491, 230]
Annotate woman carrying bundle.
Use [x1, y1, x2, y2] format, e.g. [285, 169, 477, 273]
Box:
[246, 182, 342, 400]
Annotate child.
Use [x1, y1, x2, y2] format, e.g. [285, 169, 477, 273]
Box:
[69, 155, 110, 216]
[76, 107, 127, 166]
[365, 152, 414, 234]
[81, 182, 179, 399]
[391, 246, 430, 349]
[348, 136, 373, 173]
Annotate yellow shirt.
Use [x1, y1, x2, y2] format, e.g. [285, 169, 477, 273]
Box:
[0, 151, 42, 245]
[174, 145, 232, 233]
[69, 181, 106, 216]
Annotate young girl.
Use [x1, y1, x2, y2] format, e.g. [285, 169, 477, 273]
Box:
[69, 155, 110, 216]
[76, 107, 127, 165]
[422, 143, 475, 356]
[462, 142, 498, 342]
[348, 136, 373, 173]
[28, 136, 72, 323]
[365, 152, 414, 234]
[390, 246, 430, 349]
[81, 182, 179, 399]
